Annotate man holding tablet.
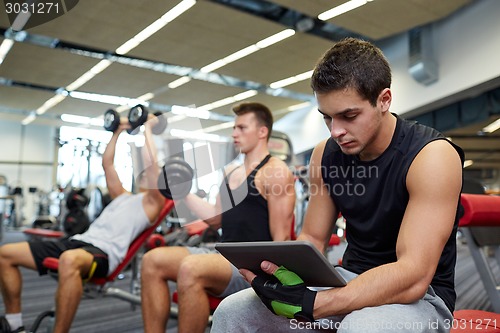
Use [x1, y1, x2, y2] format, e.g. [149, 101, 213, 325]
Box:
[211, 38, 464, 332]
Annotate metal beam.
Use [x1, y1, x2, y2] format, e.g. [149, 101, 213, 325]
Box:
[1, 27, 314, 103]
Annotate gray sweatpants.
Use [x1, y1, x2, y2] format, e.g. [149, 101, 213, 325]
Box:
[210, 267, 454, 333]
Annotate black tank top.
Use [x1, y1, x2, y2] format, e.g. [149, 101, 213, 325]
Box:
[220, 154, 272, 242]
[321, 116, 464, 312]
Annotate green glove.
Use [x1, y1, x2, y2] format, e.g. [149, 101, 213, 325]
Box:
[251, 266, 317, 322]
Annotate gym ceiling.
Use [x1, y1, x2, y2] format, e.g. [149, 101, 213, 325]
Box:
[2, 0, 499, 171]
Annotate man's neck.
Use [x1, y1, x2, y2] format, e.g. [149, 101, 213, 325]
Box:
[359, 112, 397, 161]
[243, 144, 270, 170]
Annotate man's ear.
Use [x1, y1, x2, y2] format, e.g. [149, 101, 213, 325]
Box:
[259, 125, 269, 140]
[379, 88, 392, 113]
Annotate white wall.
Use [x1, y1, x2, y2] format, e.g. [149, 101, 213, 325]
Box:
[0, 119, 57, 225]
[387, 0, 500, 116]
[276, 0, 500, 154]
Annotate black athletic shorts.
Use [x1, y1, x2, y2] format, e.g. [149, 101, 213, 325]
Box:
[29, 238, 109, 278]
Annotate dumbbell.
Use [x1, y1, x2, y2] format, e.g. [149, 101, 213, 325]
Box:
[103, 109, 121, 132]
[146, 233, 166, 250]
[127, 105, 168, 135]
[103, 106, 167, 134]
[157, 157, 194, 200]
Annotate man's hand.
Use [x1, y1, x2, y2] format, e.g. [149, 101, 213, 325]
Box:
[116, 117, 131, 133]
[240, 261, 317, 322]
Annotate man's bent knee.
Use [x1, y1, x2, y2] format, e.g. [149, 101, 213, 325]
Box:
[58, 250, 91, 274]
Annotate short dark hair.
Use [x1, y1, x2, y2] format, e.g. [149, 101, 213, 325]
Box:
[232, 102, 273, 141]
[311, 37, 392, 107]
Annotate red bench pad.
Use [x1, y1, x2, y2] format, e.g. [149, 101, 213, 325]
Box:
[451, 309, 500, 332]
[460, 194, 500, 227]
[23, 228, 64, 238]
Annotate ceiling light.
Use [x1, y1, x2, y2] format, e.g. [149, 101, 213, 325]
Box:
[270, 77, 298, 89]
[115, 39, 142, 55]
[287, 102, 312, 111]
[200, 29, 295, 74]
[463, 160, 473, 168]
[65, 71, 96, 91]
[233, 90, 258, 101]
[256, 29, 295, 48]
[11, 11, 31, 31]
[90, 118, 105, 127]
[21, 112, 36, 125]
[481, 118, 500, 134]
[0, 39, 14, 65]
[270, 70, 313, 89]
[198, 90, 258, 111]
[36, 95, 66, 115]
[171, 105, 211, 120]
[201, 121, 235, 133]
[168, 76, 191, 89]
[115, 0, 196, 55]
[295, 70, 314, 81]
[318, 0, 369, 21]
[60, 114, 104, 127]
[137, 92, 155, 101]
[170, 128, 230, 142]
[200, 60, 227, 73]
[61, 113, 92, 125]
[115, 105, 129, 113]
[222, 45, 260, 64]
[90, 60, 112, 74]
[69, 91, 148, 106]
[200, 97, 236, 111]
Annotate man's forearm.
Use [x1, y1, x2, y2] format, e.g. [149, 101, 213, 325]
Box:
[182, 194, 220, 226]
[314, 260, 429, 319]
[102, 132, 120, 168]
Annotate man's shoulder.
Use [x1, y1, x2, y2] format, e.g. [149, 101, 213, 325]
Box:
[264, 156, 290, 171]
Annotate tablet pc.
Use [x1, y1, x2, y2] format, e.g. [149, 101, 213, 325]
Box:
[215, 240, 346, 287]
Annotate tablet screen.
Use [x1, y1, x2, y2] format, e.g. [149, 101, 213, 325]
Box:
[216, 240, 346, 287]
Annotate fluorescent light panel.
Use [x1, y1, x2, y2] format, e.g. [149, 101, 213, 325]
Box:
[61, 113, 104, 127]
[287, 101, 311, 111]
[0, 39, 14, 65]
[202, 121, 235, 133]
[168, 76, 191, 89]
[482, 118, 500, 133]
[170, 128, 229, 142]
[69, 91, 148, 107]
[256, 29, 295, 48]
[200, 29, 295, 73]
[199, 90, 258, 111]
[115, 0, 195, 55]
[21, 113, 36, 125]
[270, 70, 313, 89]
[463, 160, 473, 168]
[36, 95, 66, 115]
[318, 0, 370, 21]
[171, 105, 211, 120]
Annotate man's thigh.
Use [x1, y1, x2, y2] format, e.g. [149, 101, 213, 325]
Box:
[0, 241, 37, 270]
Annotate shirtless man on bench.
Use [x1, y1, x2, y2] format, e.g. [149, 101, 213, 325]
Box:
[0, 115, 165, 333]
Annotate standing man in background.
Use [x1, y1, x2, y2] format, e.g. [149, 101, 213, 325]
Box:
[141, 102, 296, 333]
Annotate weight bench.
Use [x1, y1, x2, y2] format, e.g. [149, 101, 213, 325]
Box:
[449, 193, 500, 332]
[30, 199, 175, 332]
[23, 228, 65, 240]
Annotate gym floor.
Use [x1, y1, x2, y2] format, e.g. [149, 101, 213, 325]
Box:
[0, 229, 496, 333]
